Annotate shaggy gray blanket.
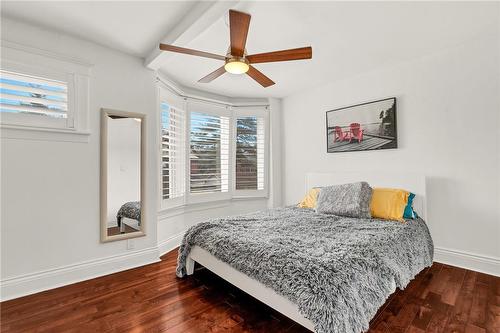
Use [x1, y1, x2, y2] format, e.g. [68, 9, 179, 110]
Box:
[176, 207, 433, 333]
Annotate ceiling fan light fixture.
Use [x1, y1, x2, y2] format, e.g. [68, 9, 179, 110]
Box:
[224, 57, 249, 74]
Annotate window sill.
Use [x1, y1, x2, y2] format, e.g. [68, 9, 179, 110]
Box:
[158, 199, 232, 219]
[158, 196, 268, 220]
[232, 194, 268, 200]
[1, 124, 90, 143]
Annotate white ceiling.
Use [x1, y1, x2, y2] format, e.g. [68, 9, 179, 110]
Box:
[0, 1, 200, 57]
[1, 1, 498, 98]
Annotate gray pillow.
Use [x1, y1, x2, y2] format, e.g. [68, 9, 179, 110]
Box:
[316, 182, 372, 218]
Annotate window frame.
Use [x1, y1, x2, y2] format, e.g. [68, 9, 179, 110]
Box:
[157, 83, 270, 211]
[0, 65, 74, 130]
[0, 42, 91, 140]
[158, 86, 187, 211]
[231, 106, 269, 199]
[186, 100, 233, 205]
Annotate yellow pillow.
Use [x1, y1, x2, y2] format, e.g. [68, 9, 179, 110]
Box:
[297, 188, 321, 208]
[370, 188, 409, 222]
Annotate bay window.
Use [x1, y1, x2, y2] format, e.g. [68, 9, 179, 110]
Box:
[159, 85, 268, 209]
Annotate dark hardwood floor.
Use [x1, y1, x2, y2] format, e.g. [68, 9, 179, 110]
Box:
[107, 224, 139, 236]
[1, 249, 498, 333]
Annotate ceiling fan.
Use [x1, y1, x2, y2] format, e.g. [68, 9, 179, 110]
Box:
[159, 9, 312, 88]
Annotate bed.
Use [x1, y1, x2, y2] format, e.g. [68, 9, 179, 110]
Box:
[116, 201, 141, 228]
[176, 172, 433, 333]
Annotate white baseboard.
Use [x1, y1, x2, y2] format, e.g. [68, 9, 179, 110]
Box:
[434, 247, 500, 277]
[157, 232, 185, 257]
[0, 246, 160, 302]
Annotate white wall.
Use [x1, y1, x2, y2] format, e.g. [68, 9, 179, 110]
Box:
[282, 26, 500, 271]
[107, 118, 141, 224]
[1, 18, 159, 299]
[267, 98, 283, 209]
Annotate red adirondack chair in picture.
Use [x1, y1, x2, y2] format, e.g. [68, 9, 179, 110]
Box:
[348, 123, 364, 143]
[333, 126, 347, 142]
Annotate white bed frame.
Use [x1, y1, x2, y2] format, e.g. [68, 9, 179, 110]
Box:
[186, 172, 427, 332]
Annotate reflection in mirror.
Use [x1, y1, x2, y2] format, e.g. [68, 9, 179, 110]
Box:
[101, 109, 145, 242]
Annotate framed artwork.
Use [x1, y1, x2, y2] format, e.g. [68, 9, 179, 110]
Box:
[326, 97, 397, 153]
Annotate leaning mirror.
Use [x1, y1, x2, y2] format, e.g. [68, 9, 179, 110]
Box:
[101, 109, 145, 242]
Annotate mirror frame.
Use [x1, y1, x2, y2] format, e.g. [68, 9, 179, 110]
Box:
[100, 108, 146, 242]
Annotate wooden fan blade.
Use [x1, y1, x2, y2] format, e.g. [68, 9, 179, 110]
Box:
[246, 65, 274, 87]
[246, 47, 312, 64]
[159, 44, 225, 61]
[198, 66, 226, 83]
[229, 10, 251, 57]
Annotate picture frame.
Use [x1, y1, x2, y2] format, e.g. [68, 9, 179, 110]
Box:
[326, 97, 397, 153]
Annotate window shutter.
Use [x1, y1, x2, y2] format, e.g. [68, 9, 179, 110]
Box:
[0, 70, 68, 118]
[190, 112, 229, 194]
[235, 116, 265, 190]
[161, 102, 185, 200]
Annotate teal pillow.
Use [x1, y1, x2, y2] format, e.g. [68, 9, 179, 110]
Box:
[403, 193, 417, 219]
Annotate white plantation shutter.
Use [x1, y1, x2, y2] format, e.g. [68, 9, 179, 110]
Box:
[0, 70, 68, 119]
[235, 116, 265, 190]
[190, 112, 229, 194]
[158, 81, 270, 205]
[161, 102, 185, 200]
